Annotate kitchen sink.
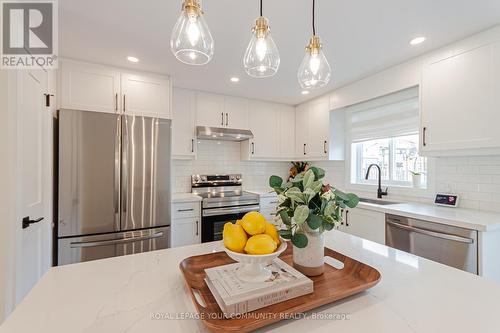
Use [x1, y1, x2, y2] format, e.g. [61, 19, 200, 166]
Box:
[359, 198, 398, 205]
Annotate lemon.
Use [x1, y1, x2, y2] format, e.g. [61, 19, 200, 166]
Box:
[241, 211, 267, 235]
[245, 234, 277, 255]
[236, 219, 243, 226]
[265, 222, 280, 246]
[223, 222, 248, 253]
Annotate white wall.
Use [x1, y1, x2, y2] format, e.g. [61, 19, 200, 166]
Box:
[0, 69, 8, 323]
[172, 140, 291, 193]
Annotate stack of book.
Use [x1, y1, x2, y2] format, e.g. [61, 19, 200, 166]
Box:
[205, 259, 313, 318]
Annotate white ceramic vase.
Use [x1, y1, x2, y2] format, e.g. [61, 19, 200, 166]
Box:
[292, 225, 325, 276]
[412, 174, 422, 188]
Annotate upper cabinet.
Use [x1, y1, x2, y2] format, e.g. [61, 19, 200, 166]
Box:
[121, 73, 171, 118]
[59, 60, 171, 118]
[172, 88, 196, 159]
[195, 92, 249, 129]
[421, 37, 500, 155]
[60, 60, 120, 113]
[295, 97, 330, 160]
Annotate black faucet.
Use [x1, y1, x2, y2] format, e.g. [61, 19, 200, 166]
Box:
[365, 164, 388, 199]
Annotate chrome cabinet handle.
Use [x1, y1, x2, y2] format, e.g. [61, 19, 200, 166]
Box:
[423, 127, 427, 147]
[345, 210, 349, 227]
[386, 220, 474, 244]
[225, 113, 228, 126]
[115, 93, 118, 111]
[177, 208, 194, 212]
[324, 140, 327, 154]
[191, 139, 194, 153]
[196, 220, 199, 236]
[123, 94, 126, 112]
[221, 112, 224, 126]
[251, 142, 255, 154]
[303, 143, 306, 155]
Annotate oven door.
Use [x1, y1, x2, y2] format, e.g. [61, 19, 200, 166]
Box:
[202, 205, 260, 243]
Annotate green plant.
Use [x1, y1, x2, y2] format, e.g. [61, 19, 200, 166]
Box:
[409, 171, 422, 176]
[269, 167, 359, 248]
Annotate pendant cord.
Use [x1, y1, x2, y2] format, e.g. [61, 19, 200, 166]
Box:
[260, 0, 263, 17]
[312, 0, 316, 36]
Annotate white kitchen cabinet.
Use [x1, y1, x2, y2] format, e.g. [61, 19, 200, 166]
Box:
[421, 40, 500, 155]
[59, 60, 171, 118]
[338, 208, 385, 245]
[245, 101, 279, 159]
[224, 96, 248, 129]
[278, 104, 296, 160]
[196, 92, 225, 127]
[121, 73, 171, 118]
[172, 88, 196, 159]
[171, 201, 201, 247]
[60, 60, 120, 113]
[295, 97, 330, 160]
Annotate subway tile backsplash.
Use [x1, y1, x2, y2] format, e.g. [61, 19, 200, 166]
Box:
[172, 141, 500, 213]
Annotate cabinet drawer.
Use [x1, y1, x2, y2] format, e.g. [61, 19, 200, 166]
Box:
[172, 202, 200, 219]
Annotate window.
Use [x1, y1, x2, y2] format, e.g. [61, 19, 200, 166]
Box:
[353, 134, 427, 186]
[346, 87, 427, 188]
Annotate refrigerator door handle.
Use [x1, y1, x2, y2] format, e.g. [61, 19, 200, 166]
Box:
[121, 116, 129, 224]
[69, 232, 164, 248]
[114, 116, 121, 230]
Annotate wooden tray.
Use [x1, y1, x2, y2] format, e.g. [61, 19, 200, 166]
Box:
[179, 243, 381, 333]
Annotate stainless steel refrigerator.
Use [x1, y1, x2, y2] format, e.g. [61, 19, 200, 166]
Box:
[57, 109, 171, 265]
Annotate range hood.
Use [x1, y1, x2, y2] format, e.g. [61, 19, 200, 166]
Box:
[196, 126, 254, 142]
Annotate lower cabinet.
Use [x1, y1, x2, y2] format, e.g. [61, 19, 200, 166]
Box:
[171, 201, 201, 247]
[338, 208, 385, 245]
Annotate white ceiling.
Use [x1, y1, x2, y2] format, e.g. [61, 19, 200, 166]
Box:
[59, 0, 500, 105]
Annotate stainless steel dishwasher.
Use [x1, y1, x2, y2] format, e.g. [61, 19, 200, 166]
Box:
[385, 214, 478, 274]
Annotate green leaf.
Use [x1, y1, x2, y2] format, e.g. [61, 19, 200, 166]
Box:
[333, 189, 350, 201]
[302, 169, 315, 189]
[285, 187, 305, 203]
[291, 233, 308, 248]
[279, 229, 293, 239]
[279, 210, 291, 225]
[269, 175, 283, 188]
[324, 201, 336, 216]
[307, 214, 322, 230]
[303, 188, 316, 203]
[294, 205, 309, 224]
[291, 174, 304, 183]
[322, 220, 334, 231]
[309, 167, 325, 180]
[310, 180, 323, 193]
[345, 193, 360, 208]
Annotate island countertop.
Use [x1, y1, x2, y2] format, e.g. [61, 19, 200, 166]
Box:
[2, 232, 500, 333]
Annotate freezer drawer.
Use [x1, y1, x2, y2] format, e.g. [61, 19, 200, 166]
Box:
[386, 214, 478, 274]
[58, 227, 170, 265]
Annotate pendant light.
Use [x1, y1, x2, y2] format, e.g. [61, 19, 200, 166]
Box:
[297, 0, 331, 89]
[243, 0, 280, 78]
[170, 0, 214, 65]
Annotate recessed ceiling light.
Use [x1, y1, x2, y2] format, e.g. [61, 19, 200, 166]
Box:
[127, 56, 139, 63]
[409, 37, 426, 46]
[301, 90, 310, 95]
[230, 77, 240, 83]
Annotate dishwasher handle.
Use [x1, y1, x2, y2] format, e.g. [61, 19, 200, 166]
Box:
[386, 220, 474, 244]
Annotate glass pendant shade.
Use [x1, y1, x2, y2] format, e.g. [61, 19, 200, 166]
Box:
[298, 36, 331, 89]
[170, 0, 214, 65]
[243, 17, 280, 78]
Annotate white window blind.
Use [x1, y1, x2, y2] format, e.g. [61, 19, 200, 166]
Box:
[347, 87, 419, 143]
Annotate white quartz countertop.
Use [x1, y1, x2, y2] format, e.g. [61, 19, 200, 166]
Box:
[172, 193, 202, 203]
[358, 201, 500, 232]
[2, 232, 500, 333]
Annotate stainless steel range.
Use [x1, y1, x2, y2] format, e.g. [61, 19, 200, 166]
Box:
[191, 174, 260, 242]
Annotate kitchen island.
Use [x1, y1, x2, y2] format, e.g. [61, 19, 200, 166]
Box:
[2, 231, 500, 333]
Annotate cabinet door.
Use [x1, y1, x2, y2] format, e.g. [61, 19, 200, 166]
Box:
[248, 101, 280, 158]
[196, 92, 225, 127]
[171, 217, 200, 247]
[224, 96, 249, 129]
[345, 209, 385, 244]
[172, 88, 196, 159]
[121, 73, 170, 118]
[60, 61, 120, 113]
[295, 103, 309, 158]
[421, 42, 500, 153]
[278, 105, 296, 159]
[307, 98, 330, 159]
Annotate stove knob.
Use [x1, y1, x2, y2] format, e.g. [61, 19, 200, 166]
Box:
[236, 175, 241, 180]
[201, 176, 207, 181]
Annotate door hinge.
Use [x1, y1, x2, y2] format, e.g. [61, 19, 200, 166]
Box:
[44, 93, 54, 107]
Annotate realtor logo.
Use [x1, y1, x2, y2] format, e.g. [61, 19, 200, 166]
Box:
[1, 0, 58, 69]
